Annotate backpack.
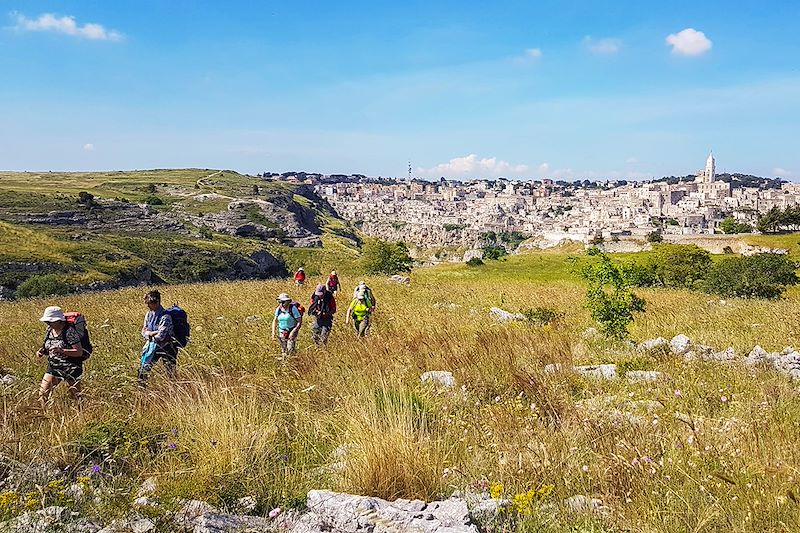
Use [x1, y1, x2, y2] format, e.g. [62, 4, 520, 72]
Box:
[311, 292, 332, 317]
[354, 286, 373, 307]
[44, 312, 93, 362]
[275, 302, 305, 320]
[165, 305, 190, 348]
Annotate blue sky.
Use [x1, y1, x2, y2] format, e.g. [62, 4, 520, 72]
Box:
[1, 1, 799, 180]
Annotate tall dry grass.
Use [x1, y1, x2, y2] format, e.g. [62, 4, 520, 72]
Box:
[1, 256, 800, 531]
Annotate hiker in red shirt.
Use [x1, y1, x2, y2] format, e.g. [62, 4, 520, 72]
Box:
[294, 267, 306, 286]
[326, 270, 340, 295]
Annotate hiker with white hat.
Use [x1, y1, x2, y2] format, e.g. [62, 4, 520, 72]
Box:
[36, 306, 86, 404]
[271, 293, 303, 355]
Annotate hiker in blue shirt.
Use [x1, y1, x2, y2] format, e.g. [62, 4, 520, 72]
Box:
[138, 290, 177, 387]
[271, 292, 303, 355]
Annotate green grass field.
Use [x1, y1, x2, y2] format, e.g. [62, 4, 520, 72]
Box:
[2, 247, 800, 532]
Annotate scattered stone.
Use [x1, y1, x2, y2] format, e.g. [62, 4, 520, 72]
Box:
[625, 370, 668, 383]
[132, 496, 158, 508]
[389, 275, 411, 285]
[293, 489, 480, 533]
[709, 347, 737, 362]
[543, 363, 563, 374]
[744, 345, 771, 366]
[432, 302, 460, 311]
[563, 495, 610, 516]
[670, 334, 691, 355]
[489, 307, 525, 322]
[66, 482, 87, 503]
[581, 327, 599, 339]
[638, 337, 668, 351]
[135, 478, 157, 499]
[573, 364, 617, 380]
[235, 495, 258, 514]
[0, 373, 16, 385]
[244, 315, 262, 323]
[421, 371, 456, 388]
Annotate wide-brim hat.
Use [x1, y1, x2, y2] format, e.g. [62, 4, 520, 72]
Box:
[277, 293, 292, 302]
[39, 306, 66, 323]
[314, 284, 326, 296]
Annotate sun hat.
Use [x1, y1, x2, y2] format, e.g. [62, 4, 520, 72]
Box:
[314, 284, 325, 296]
[39, 306, 66, 323]
[277, 293, 292, 302]
[298, 267, 304, 271]
[331, 270, 336, 276]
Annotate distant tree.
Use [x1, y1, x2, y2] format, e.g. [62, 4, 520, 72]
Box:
[361, 239, 413, 275]
[482, 245, 507, 260]
[646, 231, 663, 243]
[719, 217, 753, 234]
[703, 253, 799, 299]
[646, 244, 711, 289]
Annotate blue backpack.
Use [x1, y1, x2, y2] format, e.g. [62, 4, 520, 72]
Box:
[165, 305, 190, 348]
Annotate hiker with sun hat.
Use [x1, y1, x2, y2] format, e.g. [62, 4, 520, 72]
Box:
[36, 306, 87, 404]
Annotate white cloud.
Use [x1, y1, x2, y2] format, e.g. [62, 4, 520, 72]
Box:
[13, 12, 123, 41]
[774, 167, 792, 177]
[524, 48, 542, 58]
[584, 36, 620, 55]
[666, 28, 711, 56]
[83, 143, 94, 151]
[625, 157, 638, 164]
[417, 154, 529, 178]
[537, 163, 550, 175]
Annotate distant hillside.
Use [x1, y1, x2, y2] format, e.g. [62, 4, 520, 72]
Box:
[0, 169, 360, 299]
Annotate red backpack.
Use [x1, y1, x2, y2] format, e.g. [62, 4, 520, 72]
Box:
[43, 312, 93, 362]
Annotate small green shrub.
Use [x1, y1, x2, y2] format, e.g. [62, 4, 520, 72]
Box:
[645, 231, 663, 243]
[482, 245, 507, 261]
[15, 274, 70, 299]
[521, 306, 563, 325]
[582, 252, 645, 339]
[466, 257, 484, 267]
[144, 195, 164, 205]
[443, 223, 465, 232]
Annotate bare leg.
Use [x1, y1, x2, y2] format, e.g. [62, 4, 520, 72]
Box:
[66, 379, 82, 401]
[38, 374, 61, 405]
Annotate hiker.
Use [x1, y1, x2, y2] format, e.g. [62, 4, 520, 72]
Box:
[326, 270, 340, 294]
[36, 306, 86, 404]
[352, 281, 377, 310]
[138, 290, 177, 387]
[272, 293, 303, 355]
[309, 284, 336, 345]
[345, 292, 372, 337]
[294, 267, 306, 286]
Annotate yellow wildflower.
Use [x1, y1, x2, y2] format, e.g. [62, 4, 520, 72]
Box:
[47, 480, 64, 491]
[0, 491, 17, 507]
[489, 482, 504, 499]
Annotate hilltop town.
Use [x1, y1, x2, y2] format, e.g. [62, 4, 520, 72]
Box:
[261, 154, 795, 249]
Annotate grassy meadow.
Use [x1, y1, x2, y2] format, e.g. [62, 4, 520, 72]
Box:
[2, 249, 800, 532]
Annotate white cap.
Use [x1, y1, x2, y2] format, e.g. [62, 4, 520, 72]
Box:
[39, 306, 66, 323]
[277, 293, 291, 302]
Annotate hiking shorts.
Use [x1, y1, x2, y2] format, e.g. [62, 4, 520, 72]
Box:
[46, 361, 83, 383]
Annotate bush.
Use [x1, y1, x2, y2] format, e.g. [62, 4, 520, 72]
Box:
[465, 257, 484, 267]
[199, 226, 214, 240]
[443, 223, 465, 232]
[15, 274, 70, 299]
[703, 253, 799, 299]
[645, 231, 663, 243]
[645, 244, 711, 289]
[78, 191, 95, 207]
[144, 195, 164, 206]
[582, 252, 645, 339]
[588, 235, 604, 246]
[522, 306, 563, 325]
[482, 245, 507, 261]
[719, 217, 752, 234]
[361, 239, 413, 275]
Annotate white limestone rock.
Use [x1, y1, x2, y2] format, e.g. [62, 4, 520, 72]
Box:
[563, 495, 610, 516]
[670, 335, 691, 355]
[489, 307, 525, 322]
[422, 371, 456, 388]
[638, 337, 668, 351]
[573, 364, 617, 380]
[625, 370, 668, 383]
